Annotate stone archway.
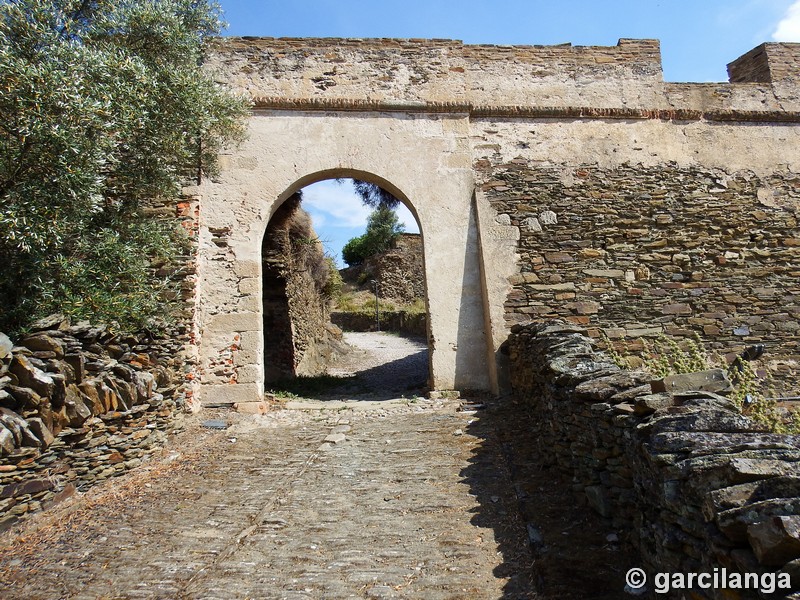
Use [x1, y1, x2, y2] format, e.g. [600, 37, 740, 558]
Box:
[189, 36, 800, 408]
[260, 175, 432, 390]
[194, 112, 496, 405]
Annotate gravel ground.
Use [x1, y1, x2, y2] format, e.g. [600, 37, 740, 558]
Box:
[303, 332, 429, 401]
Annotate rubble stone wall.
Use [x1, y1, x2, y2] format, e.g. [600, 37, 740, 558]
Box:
[340, 233, 425, 303]
[476, 158, 800, 386]
[0, 318, 187, 529]
[509, 321, 800, 598]
[370, 233, 425, 304]
[205, 37, 665, 110]
[330, 310, 427, 338]
[262, 196, 349, 383]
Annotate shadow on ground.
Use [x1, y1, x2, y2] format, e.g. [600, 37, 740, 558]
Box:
[461, 396, 640, 599]
[267, 349, 428, 402]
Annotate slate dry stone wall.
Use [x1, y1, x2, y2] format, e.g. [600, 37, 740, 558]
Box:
[330, 310, 427, 337]
[262, 195, 349, 383]
[509, 321, 800, 598]
[478, 160, 800, 386]
[0, 316, 187, 529]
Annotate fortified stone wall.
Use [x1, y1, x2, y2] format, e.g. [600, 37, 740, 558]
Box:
[205, 37, 664, 110]
[197, 37, 800, 400]
[509, 322, 800, 598]
[207, 37, 800, 114]
[728, 43, 800, 84]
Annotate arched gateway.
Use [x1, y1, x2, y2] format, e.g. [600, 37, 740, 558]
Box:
[191, 37, 800, 406]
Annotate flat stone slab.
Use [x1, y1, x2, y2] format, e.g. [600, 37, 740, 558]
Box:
[233, 401, 269, 415]
[651, 369, 733, 394]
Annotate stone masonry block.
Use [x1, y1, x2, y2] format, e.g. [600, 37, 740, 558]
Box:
[206, 312, 260, 334]
[235, 331, 263, 365]
[238, 277, 261, 295]
[200, 383, 262, 406]
[234, 261, 260, 278]
[235, 365, 261, 384]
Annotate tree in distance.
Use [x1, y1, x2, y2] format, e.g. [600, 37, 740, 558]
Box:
[342, 205, 405, 267]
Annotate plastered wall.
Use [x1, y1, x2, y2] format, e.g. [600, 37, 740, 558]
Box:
[193, 37, 800, 404]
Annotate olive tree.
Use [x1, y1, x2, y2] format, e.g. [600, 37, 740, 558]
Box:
[0, 0, 247, 333]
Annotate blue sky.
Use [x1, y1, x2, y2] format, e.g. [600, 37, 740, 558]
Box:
[218, 0, 800, 265]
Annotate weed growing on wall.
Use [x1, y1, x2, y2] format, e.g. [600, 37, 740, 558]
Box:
[602, 332, 799, 433]
[601, 333, 711, 375]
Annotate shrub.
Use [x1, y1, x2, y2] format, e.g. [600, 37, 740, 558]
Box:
[0, 0, 247, 334]
[602, 331, 798, 433]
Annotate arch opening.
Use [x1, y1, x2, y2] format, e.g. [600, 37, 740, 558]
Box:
[260, 172, 433, 400]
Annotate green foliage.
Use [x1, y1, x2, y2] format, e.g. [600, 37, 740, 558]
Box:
[643, 334, 711, 378]
[405, 297, 426, 315]
[321, 256, 343, 300]
[602, 331, 799, 433]
[728, 361, 800, 434]
[0, 0, 247, 333]
[342, 206, 405, 266]
[602, 333, 712, 376]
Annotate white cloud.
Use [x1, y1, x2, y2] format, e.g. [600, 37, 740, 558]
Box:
[301, 179, 420, 233]
[774, 0, 800, 40]
[301, 179, 371, 228]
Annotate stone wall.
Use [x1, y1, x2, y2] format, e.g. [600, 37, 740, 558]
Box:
[262, 195, 349, 383]
[508, 321, 800, 598]
[139, 183, 203, 406]
[205, 37, 664, 111]
[728, 43, 800, 84]
[330, 311, 427, 338]
[0, 316, 186, 528]
[373, 233, 425, 303]
[477, 160, 800, 388]
[341, 233, 425, 303]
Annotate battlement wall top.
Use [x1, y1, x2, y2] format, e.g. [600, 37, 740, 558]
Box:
[728, 42, 800, 83]
[206, 37, 799, 115]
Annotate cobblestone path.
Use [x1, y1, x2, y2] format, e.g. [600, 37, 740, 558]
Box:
[0, 397, 537, 599]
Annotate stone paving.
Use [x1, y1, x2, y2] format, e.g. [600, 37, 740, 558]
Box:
[0, 332, 638, 599]
[0, 397, 538, 599]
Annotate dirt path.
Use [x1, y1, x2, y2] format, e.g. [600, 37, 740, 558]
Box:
[299, 332, 430, 401]
[0, 334, 537, 599]
[0, 333, 633, 599]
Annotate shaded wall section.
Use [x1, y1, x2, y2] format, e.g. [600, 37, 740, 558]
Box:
[261, 194, 348, 384]
[509, 321, 800, 596]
